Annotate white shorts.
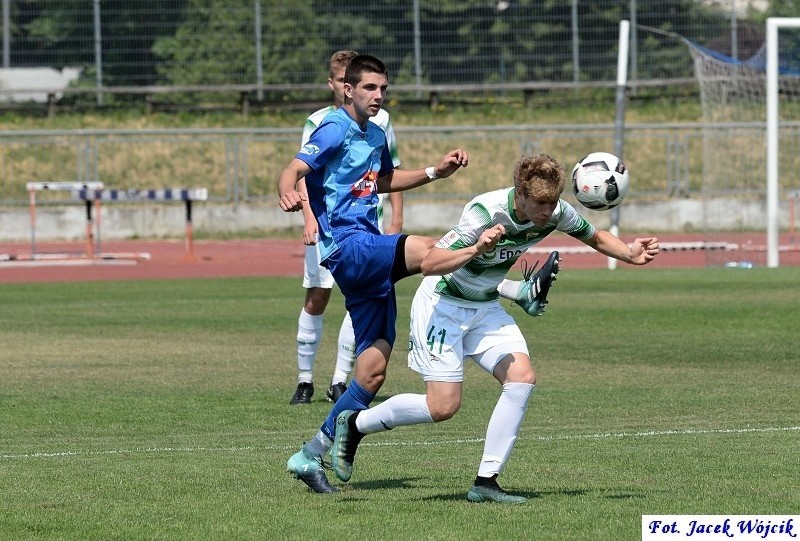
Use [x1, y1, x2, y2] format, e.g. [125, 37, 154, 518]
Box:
[407, 284, 528, 383]
[302, 242, 335, 289]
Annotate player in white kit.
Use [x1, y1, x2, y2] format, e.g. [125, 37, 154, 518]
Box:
[330, 153, 660, 502]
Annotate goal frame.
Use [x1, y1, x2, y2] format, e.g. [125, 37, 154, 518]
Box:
[766, 17, 800, 268]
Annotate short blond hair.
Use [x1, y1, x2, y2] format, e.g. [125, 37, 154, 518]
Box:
[513, 153, 565, 201]
[329, 50, 359, 78]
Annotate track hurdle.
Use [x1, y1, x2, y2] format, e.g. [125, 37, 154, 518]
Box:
[26, 181, 105, 259]
[72, 187, 208, 260]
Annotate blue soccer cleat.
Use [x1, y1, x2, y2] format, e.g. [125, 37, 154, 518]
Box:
[286, 448, 338, 493]
[516, 251, 560, 317]
[467, 483, 528, 504]
[331, 410, 364, 482]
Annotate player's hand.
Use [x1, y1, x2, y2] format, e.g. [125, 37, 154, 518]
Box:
[279, 190, 307, 212]
[433, 149, 469, 179]
[302, 223, 318, 245]
[476, 224, 505, 255]
[631, 237, 660, 264]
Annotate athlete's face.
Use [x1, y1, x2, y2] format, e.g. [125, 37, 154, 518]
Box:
[344, 71, 388, 125]
[516, 193, 558, 227]
[327, 67, 347, 108]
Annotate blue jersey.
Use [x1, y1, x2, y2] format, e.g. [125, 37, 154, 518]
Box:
[296, 107, 395, 262]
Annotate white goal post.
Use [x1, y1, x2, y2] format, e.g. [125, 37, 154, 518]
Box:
[608, 19, 630, 271]
[766, 18, 800, 268]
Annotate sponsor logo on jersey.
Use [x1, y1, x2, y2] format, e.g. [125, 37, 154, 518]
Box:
[299, 143, 320, 156]
[438, 230, 460, 248]
[499, 247, 526, 260]
[350, 170, 378, 198]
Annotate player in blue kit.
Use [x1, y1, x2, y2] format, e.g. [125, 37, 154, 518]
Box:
[289, 50, 403, 406]
[277, 54, 472, 493]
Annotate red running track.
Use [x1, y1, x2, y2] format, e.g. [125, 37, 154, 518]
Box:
[1, 233, 797, 283]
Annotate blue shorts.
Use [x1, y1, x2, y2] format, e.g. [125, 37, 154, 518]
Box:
[324, 232, 403, 357]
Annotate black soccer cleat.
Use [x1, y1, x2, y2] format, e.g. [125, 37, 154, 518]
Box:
[289, 382, 314, 405]
[326, 382, 347, 403]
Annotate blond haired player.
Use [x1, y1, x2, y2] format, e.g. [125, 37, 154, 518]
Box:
[332, 153, 660, 502]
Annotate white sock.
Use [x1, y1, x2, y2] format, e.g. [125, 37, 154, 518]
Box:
[332, 312, 355, 385]
[477, 382, 534, 478]
[296, 309, 323, 383]
[355, 394, 434, 434]
[304, 430, 333, 457]
[497, 279, 523, 301]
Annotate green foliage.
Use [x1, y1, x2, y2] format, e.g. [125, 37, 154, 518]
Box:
[1, 270, 799, 539]
[6, 0, 760, 89]
[153, 0, 257, 86]
[14, 1, 186, 87]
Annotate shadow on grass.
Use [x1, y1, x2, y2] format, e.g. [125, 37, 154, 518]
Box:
[418, 487, 648, 502]
[344, 477, 424, 492]
[419, 490, 543, 503]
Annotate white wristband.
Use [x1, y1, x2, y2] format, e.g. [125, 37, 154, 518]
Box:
[425, 166, 438, 180]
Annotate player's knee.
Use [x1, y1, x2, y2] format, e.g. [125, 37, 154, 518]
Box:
[503, 367, 536, 385]
[515, 369, 536, 385]
[430, 406, 459, 422]
[359, 371, 386, 392]
[305, 288, 331, 314]
[428, 398, 461, 422]
[495, 353, 536, 385]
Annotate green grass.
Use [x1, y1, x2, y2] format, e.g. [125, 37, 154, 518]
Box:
[2, 269, 799, 540]
[0, 87, 703, 131]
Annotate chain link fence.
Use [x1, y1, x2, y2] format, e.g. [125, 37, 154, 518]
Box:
[0, 0, 773, 103]
[0, 122, 770, 204]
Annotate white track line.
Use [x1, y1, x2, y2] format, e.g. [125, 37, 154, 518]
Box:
[2, 426, 798, 461]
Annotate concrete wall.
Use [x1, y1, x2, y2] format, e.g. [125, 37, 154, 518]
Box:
[0, 197, 785, 242]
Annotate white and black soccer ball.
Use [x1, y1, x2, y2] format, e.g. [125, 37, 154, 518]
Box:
[571, 152, 629, 211]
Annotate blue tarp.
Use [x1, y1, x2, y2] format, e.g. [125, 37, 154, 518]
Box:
[689, 40, 800, 76]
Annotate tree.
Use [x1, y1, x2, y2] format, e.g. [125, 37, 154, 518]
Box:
[13, 0, 185, 88]
[153, 0, 326, 94]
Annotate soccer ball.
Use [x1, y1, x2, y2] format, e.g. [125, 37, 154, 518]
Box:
[570, 152, 629, 211]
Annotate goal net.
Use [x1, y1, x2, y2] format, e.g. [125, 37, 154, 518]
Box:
[688, 20, 800, 267]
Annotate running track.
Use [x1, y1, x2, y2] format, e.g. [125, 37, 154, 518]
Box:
[1, 233, 795, 283]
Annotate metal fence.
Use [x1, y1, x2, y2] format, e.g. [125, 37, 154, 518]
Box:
[0, 0, 773, 103]
[3, 122, 799, 207]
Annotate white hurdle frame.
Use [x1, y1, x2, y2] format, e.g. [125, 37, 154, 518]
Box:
[26, 181, 105, 259]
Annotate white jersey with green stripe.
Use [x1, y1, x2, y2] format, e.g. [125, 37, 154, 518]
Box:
[423, 187, 596, 304]
[301, 106, 401, 233]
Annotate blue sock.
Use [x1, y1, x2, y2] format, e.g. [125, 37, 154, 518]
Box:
[320, 379, 375, 440]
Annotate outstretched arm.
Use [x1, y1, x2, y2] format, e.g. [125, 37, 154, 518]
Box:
[581, 230, 660, 265]
[377, 149, 469, 193]
[278, 158, 313, 212]
[420, 224, 505, 276]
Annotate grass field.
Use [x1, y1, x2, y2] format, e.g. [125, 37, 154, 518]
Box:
[2, 268, 799, 540]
